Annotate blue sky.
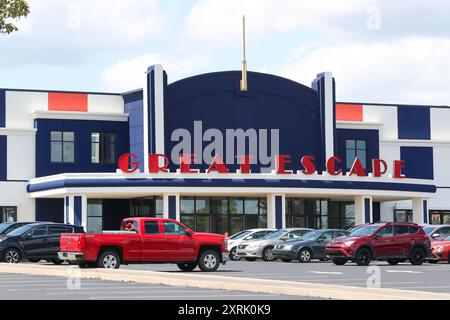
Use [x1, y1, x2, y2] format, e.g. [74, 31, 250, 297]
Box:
[1, 0, 450, 105]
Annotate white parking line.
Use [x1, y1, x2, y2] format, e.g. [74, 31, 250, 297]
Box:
[8, 286, 169, 292]
[89, 294, 281, 300]
[308, 271, 344, 275]
[385, 270, 423, 274]
[47, 289, 227, 295]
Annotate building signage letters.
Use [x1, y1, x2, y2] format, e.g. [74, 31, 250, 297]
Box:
[118, 153, 406, 179]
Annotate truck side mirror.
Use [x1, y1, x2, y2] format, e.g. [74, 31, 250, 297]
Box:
[183, 231, 192, 237]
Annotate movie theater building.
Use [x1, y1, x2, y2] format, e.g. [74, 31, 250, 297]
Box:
[0, 65, 447, 234]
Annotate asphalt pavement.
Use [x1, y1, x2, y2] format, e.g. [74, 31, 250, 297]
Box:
[0, 272, 313, 300]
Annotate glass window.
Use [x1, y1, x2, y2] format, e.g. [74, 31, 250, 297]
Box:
[229, 198, 244, 214]
[87, 200, 102, 233]
[180, 197, 195, 214]
[180, 216, 195, 231]
[395, 225, 410, 235]
[48, 226, 72, 235]
[163, 222, 186, 235]
[376, 226, 394, 238]
[196, 197, 210, 214]
[30, 226, 47, 237]
[230, 216, 244, 235]
[244, 199, 259, 214]
[394, 210, 413, 223]
[51, 131, 75, 163]
[335, 231, 348, 238]
[144, 221, 160, 234]
[409, 226, 419, 234]
[318, 231, 335, 241]
[345, 139, 367, 169]
[196, 215, 210, 233]
[91, 133, 116, 164]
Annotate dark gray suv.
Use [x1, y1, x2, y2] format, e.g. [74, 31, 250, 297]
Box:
[272, 229, 349, 262]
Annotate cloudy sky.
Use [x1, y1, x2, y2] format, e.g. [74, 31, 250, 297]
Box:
[1, 0, 449, 105]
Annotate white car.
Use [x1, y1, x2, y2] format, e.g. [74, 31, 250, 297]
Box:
[227, 229, 277, 260]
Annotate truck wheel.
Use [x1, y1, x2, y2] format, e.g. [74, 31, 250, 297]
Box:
[97, 251, 121, 269]
[3, 248, 21, 263]
[355, 248, 372, 266]
[177, 262, 197, 272]
[198, 250, 220, 272]
[409, 247, 425, 265]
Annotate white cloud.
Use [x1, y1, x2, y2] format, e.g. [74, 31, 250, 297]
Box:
[279, 36, 450, 105]
[184, 0, 369, 47]
[0, 0, 167, 65]
[102, 53, 209, 92]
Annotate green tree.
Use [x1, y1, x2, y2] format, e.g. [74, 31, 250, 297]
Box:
[0, 0, 29, 34]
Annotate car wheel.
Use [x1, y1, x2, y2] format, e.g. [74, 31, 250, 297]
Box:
[198, 250, 220, 272]
[229, 247, 241, 261]
[177, 262, 197, 272]
[244, 258, 256, 262]
[387, 259, 399, 265]
[409, 247, 426, 265]
[332, 258, 348, 265]
[281, 258, 292, 263]
[3, 248, 21, 263]
[51, 258, 64, 265]
[262, 247, 276, 261]
[355, 248, 372, 266]
[28, 258, 41, 263]
[298, 248, 312, 263]
[97, 251, 121, 269]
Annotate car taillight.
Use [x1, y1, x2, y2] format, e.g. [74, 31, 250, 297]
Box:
[78, 237, 86, 250]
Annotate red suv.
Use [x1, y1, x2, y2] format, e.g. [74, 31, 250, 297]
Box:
[326, 223, 431, 266]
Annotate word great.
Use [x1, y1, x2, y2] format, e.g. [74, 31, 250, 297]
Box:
[118, 153, 406, 178]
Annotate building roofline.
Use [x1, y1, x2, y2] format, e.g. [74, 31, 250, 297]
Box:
[0, 87, 122, 96]
[337, 101, 450, 109]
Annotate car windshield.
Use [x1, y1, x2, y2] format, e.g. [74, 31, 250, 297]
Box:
[423, 226, 437, 235]
[264, 229, 287, 239]
[350, 225, 380, 237]
[6, 224, 36, 237]
[229, 230, 252, 240]
[0, 223, 12, 234]
[300, 230, 322, 241]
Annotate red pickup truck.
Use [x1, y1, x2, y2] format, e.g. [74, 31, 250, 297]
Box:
[58, 218, 228, 272]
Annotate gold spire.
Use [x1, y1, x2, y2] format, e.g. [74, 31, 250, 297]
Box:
[240, 15, 248, 92]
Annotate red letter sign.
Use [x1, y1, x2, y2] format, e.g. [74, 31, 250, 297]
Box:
[118, 153, 139, 173]
[326, 156, 343, 176]
[179, 154, 198, 173]
[372, 159, 388, 177]
[276, 155, 292, 174]
[394, 160, 406, 178]
[301, 155, 316, 175]
[207, 154, 229, 173]
[149, 154, 169, 173]
[349, 157, 367, 176]
[238, 155, 253, 174]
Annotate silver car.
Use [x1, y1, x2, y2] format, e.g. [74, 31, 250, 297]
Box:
[236, 228, 313, 261]
[227, 228, 277, 261]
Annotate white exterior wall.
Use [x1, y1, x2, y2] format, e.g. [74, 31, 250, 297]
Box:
[1, 90, 124, 222]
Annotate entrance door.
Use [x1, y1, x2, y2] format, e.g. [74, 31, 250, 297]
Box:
[305, 200, 316, 229]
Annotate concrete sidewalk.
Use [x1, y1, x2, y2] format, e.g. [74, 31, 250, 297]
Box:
[0, 264, 449, 300]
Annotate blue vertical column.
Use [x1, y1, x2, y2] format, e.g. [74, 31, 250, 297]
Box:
[312, 72, 336, 170]
[143, 65, 167, 173]
[275, 196, 283, 229]
[423, 200, 428, 224]
[168, 195, 177, 220]
[74, 196, 82, 226]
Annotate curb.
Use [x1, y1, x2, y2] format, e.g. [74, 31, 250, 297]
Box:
[0, 264, 449, 300]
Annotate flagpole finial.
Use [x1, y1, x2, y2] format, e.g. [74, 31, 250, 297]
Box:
[240, 15, 248, 92]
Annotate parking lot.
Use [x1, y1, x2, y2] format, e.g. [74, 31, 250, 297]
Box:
[114, 260, 450, 294]
[0, 272, 314, 300]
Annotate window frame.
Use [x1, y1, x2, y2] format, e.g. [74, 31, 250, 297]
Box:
[345, 139, 367, 169]
[50, 131, 75, 164]
[91, 132, 117, 165]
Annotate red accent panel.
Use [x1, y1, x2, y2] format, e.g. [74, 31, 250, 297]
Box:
[336, 104, 363, 121]
[48, 93, 88, 112]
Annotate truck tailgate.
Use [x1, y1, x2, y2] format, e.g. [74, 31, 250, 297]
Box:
[60, 233, 85, 252]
